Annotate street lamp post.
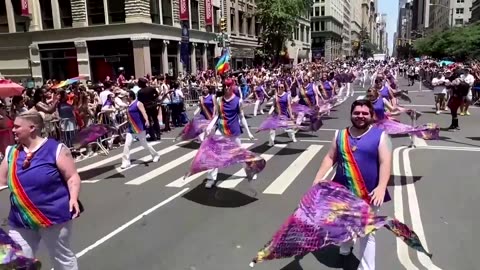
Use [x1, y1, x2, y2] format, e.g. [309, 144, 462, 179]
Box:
[429, 3, 454, 29]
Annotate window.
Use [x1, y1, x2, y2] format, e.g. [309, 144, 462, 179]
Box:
[457, 0, 464, 2]
[108, 0, 125, 23]
[321, 6, 325, 16]
[39, 0, 54, 29]
[314, 21, 319, 31]
[456, 8, 464, 14]
[87, 0, 105, 25]
[455, 19, 463, 25]
[162, 0, 173, 25]
[321, 21, 325, 31]
[315, 7, 319, 16]
[191, 0, 199, 30]
[151, 0, 160, 24]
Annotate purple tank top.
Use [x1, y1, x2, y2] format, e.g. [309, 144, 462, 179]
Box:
[217, 96, 242, 137]
[274, 93, 290, 117]
[373, 97, 386, 120]
[200, 94, 214, 120]
[7, 139, 72, 229]
[299, 83, 316, 106]
[127, 101, 146, 134]
[333, 127, 391, 202]
[380, 85, 390, 100]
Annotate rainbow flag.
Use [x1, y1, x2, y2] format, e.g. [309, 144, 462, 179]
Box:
[215, 49, 230, 74]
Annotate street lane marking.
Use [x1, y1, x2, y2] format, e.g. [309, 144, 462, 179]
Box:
[412, 136, 428, 147]
[86, 144, 186, 182]
[299, 139, 332, 143]
[263, 145, 323, 194]
[77, 141, 162, 173]
[74, 188, 189, 260]
[417, 145, 480, 151]
[403, 104, 478, 109]
[403, 148, 442, 270]
[216, 144, 287, 189]
[357, 95, 365, 100]
[166, 143, 255, 188]
[125, 151, 199, 185]
[393, 147, 419, 270]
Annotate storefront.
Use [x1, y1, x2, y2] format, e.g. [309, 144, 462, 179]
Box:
[87, 39, 134, 82]
[39, 42, 78, 81]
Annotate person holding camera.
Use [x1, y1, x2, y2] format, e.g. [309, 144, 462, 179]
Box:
[432, 71, 449, 114]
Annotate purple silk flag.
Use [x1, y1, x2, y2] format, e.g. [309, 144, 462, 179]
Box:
[0, 228, 41, 269]
[257, 115, 300, 132]
[73, 124, 115, 148]
[251, 182, 432, 266]
[186, 135, 266, 180]
[175, 117, 210, 141]
[375, 119, 440, 140]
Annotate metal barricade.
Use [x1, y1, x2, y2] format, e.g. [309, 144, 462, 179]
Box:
[95, 109, 128, 154]
[183, 86, 201, 106]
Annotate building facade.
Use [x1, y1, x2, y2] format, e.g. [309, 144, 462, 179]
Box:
[350, 0, 362, 56]
[472, 0, 480, 23]
[0, 0, 310, 84]
[342, 0, 352, 57]
[428, 0, 472, 34]
[310, 0, 344, 61]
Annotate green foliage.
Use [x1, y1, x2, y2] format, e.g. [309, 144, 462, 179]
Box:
[255, 0, 313, 62]
[414, 23, 480, 60]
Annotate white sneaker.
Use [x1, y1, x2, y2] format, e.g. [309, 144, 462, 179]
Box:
[436, 110, 440, 115]
[120, 163, 131, 169]
[268, 141, 274, 147]
[152, 155, 160, 163]
[292, 136, 297, 143]
[205, 179, 216, 189]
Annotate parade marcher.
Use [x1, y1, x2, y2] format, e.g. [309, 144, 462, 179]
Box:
[312, 99, 392, 270]
[121, 91, 160, 169]
[267, 82, 297, 146]
[205, 80, 254, 188]
[192, 85, 216, 141]
[0, 112, 81, 270]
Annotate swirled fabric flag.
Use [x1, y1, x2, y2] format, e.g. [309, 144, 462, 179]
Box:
[375, 119, 440, 140]
[257, 115, 300, 132]
[186, 135, 266, 180]
[250, 182, 432, 267]
[0, 228, 41, 269]
[175, 117, 210, 141]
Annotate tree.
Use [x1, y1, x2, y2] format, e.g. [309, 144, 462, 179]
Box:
[414, 23, 480, 61]
[255, 0, 312, 64]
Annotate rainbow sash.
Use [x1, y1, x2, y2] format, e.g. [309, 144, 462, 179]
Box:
[7, 146, 53, 230]
[127, 109, 142, 134]
[337, 129, 371, 202]
[217, 98, 232, 136]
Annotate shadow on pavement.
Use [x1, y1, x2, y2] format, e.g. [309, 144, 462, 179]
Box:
[280, 246, 359, 270]
[387, 175, 423, 186]
[79, 164, 117, 180]
[279, 132, 317, 138]
[466, 136, 480, 141]
[275, 147, 307, 156]
[182, 182, 258, 208]
[179, 141, 201, 150]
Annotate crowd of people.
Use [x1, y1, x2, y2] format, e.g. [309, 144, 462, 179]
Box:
[0, 56, 477, 270]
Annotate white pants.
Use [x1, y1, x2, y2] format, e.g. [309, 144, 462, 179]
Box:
[339, 206, 379, 270]
[253, 99, 264, 116]
[207, 130, 242, 181]
[122, 131, 158, 166]
[269, 129, 296, 145]
[9, 221, 78, 270]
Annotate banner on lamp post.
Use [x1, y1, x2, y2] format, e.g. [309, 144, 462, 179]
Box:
[181, 21, 190, 72]
[204, 0, 212, 25]
[179, 0, 189, 21]
[21, 0, 29, 17]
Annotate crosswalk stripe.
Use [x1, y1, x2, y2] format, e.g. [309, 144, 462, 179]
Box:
[263, 145, 323, 194]
[85, 143, 187, 182]
[216, 144, 287, 189]
[125, 150, 198, 185]
[77, 141, 163, 173]
[165, 143, 255, 188]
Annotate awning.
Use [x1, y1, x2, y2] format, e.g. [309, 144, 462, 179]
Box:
[230, 47, 255, 59]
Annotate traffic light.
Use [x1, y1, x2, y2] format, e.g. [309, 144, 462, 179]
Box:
[220, 17, 227, 32]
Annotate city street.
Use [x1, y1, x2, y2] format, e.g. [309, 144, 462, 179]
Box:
[1, 77, 479, 270]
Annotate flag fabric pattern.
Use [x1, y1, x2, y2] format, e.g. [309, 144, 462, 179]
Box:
[250, 182, 432, 266]
[216, 49, 231, 74]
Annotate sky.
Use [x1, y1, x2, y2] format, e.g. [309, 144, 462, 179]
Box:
[378, 0, 399, 54]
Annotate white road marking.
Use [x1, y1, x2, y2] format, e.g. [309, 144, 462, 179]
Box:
[417, 145, 480, 151]
[216, 144, 287, 189]
[86, 144, 185, 182]
[74, 188, 189, 260]
[0, 185, 8, 192]
[412, 136, 428, 147]
[263, 145, 323, 194]
[166, 143, 255, 187]
[125, 151, 198, 185]
[77, 142, 162, 173]
[357, 95, 365, 100]
[403, 148, 442, 270]
[393, 147, 419, 270]
[299, 139, 332, 143]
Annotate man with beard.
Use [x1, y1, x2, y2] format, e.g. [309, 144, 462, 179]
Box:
[312, 99, 392, 270]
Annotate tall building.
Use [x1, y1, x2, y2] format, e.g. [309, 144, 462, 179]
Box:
[342, 0, 352, 57]
[378, 13, 387, 53]
[429, 0, 472, 34]
[350, 0, 363, 56]
[0, 0, 310, 83]
[472, 0, 480, 23]
[310, 0, 344, 61]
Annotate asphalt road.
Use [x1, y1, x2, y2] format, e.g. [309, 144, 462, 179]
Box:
[0, 77, 479, 270]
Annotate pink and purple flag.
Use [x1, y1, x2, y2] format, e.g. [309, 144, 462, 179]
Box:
[251, 182, 431, 266]
[0, 228, 41, 269]
[175, 117, 210, 141]
[375, 119, 439, 140]
[185, 135, 266, 180]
